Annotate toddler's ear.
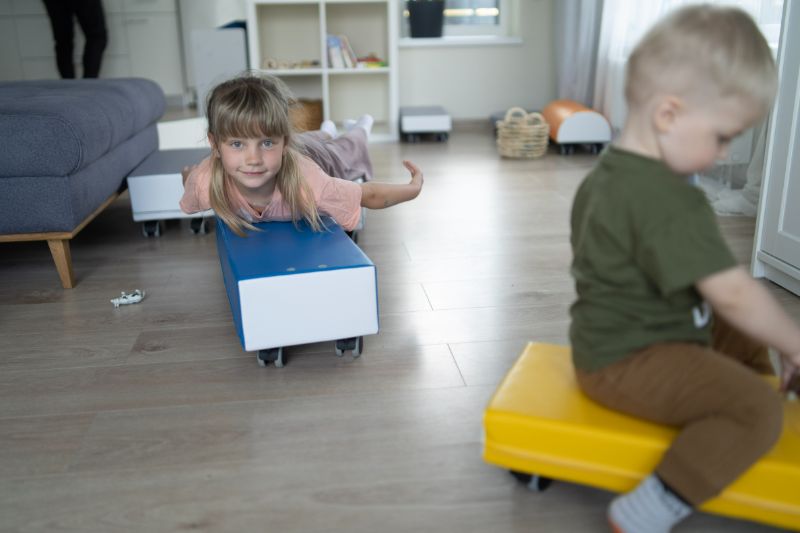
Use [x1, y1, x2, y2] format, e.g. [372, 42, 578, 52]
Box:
[653, 95, 682, 133]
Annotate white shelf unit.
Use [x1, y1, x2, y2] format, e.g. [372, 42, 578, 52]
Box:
[246, 0, 398, 141]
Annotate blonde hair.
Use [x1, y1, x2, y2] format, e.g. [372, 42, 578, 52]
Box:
[206, 72, 323, 236]
[625, 5, 777, 113]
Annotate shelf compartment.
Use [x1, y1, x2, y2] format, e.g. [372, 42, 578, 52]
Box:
[270, 73, 322, 101]
[254, 3, 321, 70]
[328, 71, 389, 124]
[325, 2, 389, 65]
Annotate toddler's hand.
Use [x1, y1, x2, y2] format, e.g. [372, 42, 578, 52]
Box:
[403, 160, 424, 193]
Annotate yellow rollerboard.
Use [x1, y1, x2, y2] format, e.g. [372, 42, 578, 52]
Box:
[483, 342, 800, 530]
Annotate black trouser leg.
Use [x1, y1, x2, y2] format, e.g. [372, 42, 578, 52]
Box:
[72, 0, 107, 78]
[42, 0, 76, 78]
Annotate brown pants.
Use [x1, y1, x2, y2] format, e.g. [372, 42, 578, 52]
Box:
[575, 318, 783, 505]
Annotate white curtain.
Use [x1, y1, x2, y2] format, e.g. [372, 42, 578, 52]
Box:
[592, 0, 785, 216]
[594, 2, 661, 134]
[554, 0, 603, 106]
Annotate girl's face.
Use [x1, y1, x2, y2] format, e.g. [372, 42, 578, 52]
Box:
[213, 134, 286, 194]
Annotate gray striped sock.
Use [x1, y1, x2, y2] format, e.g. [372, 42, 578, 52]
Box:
[608, 474, 692, 533]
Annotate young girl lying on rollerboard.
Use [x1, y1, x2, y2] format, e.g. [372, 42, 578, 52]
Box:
[180, 72, 423, 235]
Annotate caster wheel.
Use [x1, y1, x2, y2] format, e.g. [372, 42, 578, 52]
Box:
[190, 217, 208, 234]
[142, 220, 161, 237]
[335, 337, 362, 357]
[510, 470, 553, 492]
[559, 144, 568, 156]
[335, 340, 347, 357]
[257, 347, 284, 367]
[436, 133, 448, 142]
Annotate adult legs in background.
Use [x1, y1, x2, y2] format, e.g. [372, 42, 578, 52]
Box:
[43, 0, 76, 78]
[42, 0, 107, 79]
[72, 0, 107, 78]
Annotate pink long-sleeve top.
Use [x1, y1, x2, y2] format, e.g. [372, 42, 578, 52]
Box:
[179, 153, 363, 231]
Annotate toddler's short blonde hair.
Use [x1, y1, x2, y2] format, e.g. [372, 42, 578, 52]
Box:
[625, 4, 777, 113]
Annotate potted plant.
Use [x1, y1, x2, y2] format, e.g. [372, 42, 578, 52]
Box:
[407, 0, 446, 38]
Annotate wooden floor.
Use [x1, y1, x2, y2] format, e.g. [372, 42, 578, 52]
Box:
[1, 124, 798, 532]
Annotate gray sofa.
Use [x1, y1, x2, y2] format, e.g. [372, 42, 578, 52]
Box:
[0, 78, 165, 287]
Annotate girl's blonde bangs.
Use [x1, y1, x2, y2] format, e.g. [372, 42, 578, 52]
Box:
[214, 96, 290, 141]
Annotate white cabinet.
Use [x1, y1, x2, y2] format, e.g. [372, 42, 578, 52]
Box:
[0, 0, 184, 97]
[246, 0, 398, 141]
[123, 11, 184, 94]
[753, 0, 800, 296]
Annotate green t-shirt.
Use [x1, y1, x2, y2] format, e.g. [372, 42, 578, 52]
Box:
[569, 146, 737, 372]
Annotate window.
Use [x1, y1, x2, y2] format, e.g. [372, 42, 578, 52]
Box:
[612, 0, 784, 58]
[445, 0, 500, 27]
[402, 0, 511, 38]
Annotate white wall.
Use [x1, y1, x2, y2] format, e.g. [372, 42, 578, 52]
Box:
[398, 0, 556, 120]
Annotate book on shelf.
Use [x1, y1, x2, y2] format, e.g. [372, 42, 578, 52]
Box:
[339, 35, 358, 69]
[326, 35, 345, 69]
[327, 34, 364, 69]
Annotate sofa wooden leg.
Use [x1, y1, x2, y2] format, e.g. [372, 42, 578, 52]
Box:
[47, 239, 76, 288]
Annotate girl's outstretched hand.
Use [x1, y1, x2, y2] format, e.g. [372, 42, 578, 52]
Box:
[403, 160, 424, 197]
[359, 160, 424, 209]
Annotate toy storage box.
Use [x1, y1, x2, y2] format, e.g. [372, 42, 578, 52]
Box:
[400, 106, 452, 142]
[541, 99, 611, 154]
[216, 218, 379, 364]
[127, 148, 213, 236]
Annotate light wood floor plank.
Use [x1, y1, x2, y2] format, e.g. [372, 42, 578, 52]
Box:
[0, 344, 465, 419]
[0, 413, 95, 477]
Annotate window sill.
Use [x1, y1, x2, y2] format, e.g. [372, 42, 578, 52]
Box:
[399, 36, 523, 48]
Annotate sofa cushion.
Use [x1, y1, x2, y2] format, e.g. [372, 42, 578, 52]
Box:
[0, 124, 158, 234]
[0, 78, 165, 178]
